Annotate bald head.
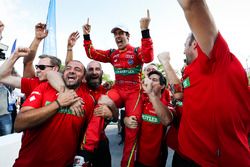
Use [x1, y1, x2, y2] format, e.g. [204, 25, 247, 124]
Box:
[87, 61, 102, 70]
[86, 61, 103, 89]
[63, 60, 86, 89]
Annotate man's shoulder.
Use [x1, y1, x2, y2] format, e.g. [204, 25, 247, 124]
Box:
[31, 81, 53, 92]
[197, 32, 229, 60]
[21, 77, 40, 84]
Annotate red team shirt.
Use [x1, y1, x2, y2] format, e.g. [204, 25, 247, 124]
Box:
[84, 35, 154, 167]
[14, 83, 94, 167]
[179, 33, 250, 166]
[87, 85, 107, 102]
[81, 84, 108, 151]
[84, 40, 154, 85]
[21, 77, 40, 98]
[136, 89, 170, 166]
[166, 99, 183, 154]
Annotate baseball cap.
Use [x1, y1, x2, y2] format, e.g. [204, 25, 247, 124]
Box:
[111, 25, 129, 34]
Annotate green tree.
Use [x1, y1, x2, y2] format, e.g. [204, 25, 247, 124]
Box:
[102, 73, 114, 85]
[102, 73, 112, 82]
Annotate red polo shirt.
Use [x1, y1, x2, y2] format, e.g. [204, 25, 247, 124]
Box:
[179, 33, 250, 166]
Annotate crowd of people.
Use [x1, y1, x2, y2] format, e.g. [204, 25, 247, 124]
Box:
[0, 0, 249, 167]
[0, 20, 24, 137]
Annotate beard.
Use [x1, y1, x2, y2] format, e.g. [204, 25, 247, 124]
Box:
[66, 82, 81, 89]
[63, 78, 81, 90]
[86, 74, 102, 90]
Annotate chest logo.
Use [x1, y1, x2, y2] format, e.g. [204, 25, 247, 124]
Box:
[128, 59, 134, 65]
[183, 77, 190, 88]
[142, 114, 160, 124]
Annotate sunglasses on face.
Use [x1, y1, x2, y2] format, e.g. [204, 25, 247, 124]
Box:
[35, 64, 54, 70]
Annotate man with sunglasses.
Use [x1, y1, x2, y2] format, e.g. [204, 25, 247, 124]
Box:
[0, 51, 61, 98]
[0, 23, 60, 99]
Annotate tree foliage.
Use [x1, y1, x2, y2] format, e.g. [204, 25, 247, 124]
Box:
[102, 73, 113, 83]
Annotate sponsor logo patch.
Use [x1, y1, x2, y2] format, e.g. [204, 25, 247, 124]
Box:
[45, 101, 85, 116]
[29, 96, 36, 102]
[128, 59, 134, 65]
[183, 77, 190, 88]
[142, 114, 160, 124]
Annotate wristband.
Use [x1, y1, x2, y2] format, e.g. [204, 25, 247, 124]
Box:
[67, 48, 72, 51]
[55, 99, 61, 108]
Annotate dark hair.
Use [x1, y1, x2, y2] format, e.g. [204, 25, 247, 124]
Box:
[38, 54, 61, 69]
[148, 70, 166, 86]
[188, 33, 195, 46]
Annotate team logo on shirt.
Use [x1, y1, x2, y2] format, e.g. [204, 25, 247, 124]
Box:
[128, 59, 134, 65]
[45, 101, 85, 116]
[176, 100, 183, 107]
[142, 114, 160, 124]
[114, 65, 141, 75]
[182, 77, 190, 88]
[113, 54, 119, 58]
[113, 54, 119, 63]
[29, 95, 36, 102]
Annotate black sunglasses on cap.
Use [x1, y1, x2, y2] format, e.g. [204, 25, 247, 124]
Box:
[35, 64, 54, 70]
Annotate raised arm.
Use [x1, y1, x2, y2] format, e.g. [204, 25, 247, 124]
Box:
[177, 0, 218, 56]
[23, 23, 48, 78]
[158, 52, 183, 99]
[140, 9, 154, 63]
[0, 47, 30, 88]
[65, 31, 80, 65]
[82, 18, 112, 62]
[140, 9, 151, 31]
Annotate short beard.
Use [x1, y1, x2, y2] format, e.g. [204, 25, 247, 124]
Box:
[86, 75, 102, 90]
[63, 77, 81, 90]
[87, 82, 101, 90]
[66, 82, 81, 90]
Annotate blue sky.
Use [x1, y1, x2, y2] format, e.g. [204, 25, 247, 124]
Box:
[1, 0, 250, 79]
